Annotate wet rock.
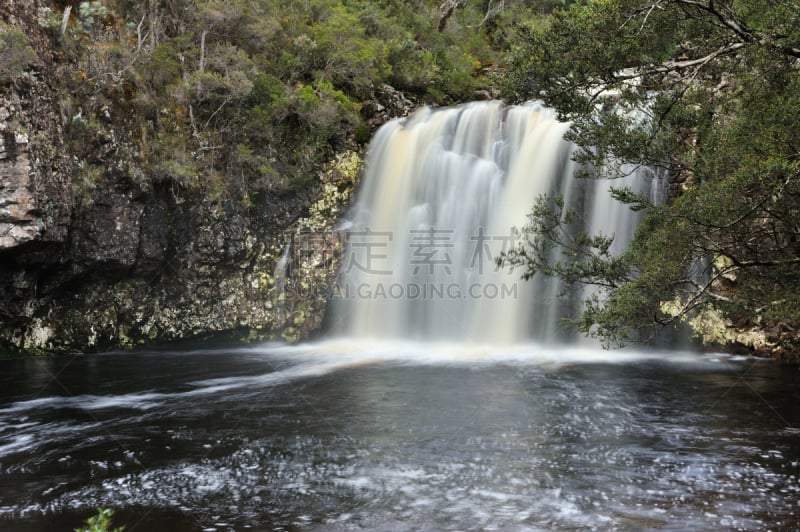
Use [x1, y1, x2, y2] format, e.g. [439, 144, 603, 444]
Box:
[70, 187, 144, 271]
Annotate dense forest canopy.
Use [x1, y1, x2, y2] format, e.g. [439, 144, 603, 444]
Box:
[502, 0, 800, 353]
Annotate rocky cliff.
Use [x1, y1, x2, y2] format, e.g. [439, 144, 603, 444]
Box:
[0, 1, 418, 354]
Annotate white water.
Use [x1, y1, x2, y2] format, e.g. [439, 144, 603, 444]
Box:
[333, 101, 663, 344]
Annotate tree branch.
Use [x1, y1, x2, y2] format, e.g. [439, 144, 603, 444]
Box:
[673, 0, 754, 42]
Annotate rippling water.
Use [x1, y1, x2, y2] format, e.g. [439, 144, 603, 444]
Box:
[0, 341, 798, 531]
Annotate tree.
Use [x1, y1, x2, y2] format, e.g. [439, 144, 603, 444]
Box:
[503, 0, 800, 353]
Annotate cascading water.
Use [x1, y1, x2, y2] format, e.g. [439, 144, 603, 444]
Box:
[333, 101, 663, 344]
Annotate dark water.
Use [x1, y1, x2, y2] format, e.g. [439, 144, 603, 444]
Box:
[0, 341, 798, 531]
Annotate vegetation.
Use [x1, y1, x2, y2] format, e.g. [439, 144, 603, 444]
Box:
[41, 0, 549, 202]
[502, 0, 800, 352]
[0, 23, 37, 82]
[75, 508, 124, 532]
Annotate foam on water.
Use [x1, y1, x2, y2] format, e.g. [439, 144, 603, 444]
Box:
[257, 338, 739, 369]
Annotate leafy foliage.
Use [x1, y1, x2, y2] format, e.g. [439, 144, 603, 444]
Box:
[47, 0, 546, 202]
[0, 24, 37, 82]
[504, 0, 800, 350]
[75, 508, 124, 532]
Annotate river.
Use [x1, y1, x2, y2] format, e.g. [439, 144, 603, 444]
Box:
[1, 341, 798, 530]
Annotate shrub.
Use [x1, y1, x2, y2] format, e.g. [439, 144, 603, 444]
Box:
[0, 25, 36, 82]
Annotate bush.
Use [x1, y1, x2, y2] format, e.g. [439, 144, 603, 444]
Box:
[0, 25, 36, 82]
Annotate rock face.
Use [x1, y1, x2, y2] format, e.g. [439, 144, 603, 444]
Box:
[0, 3, 369, 354]
[0, 127, 39, 247]
[1, 139, 362, 353]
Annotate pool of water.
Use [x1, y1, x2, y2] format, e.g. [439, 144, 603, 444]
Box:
[0, 341, 798, 530]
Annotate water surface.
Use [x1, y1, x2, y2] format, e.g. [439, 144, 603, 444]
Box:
[0, 341, 798, 530]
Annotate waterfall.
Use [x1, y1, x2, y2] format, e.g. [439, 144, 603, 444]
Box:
[332, 101, 661, 344]
[273, 240, 292, 319]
